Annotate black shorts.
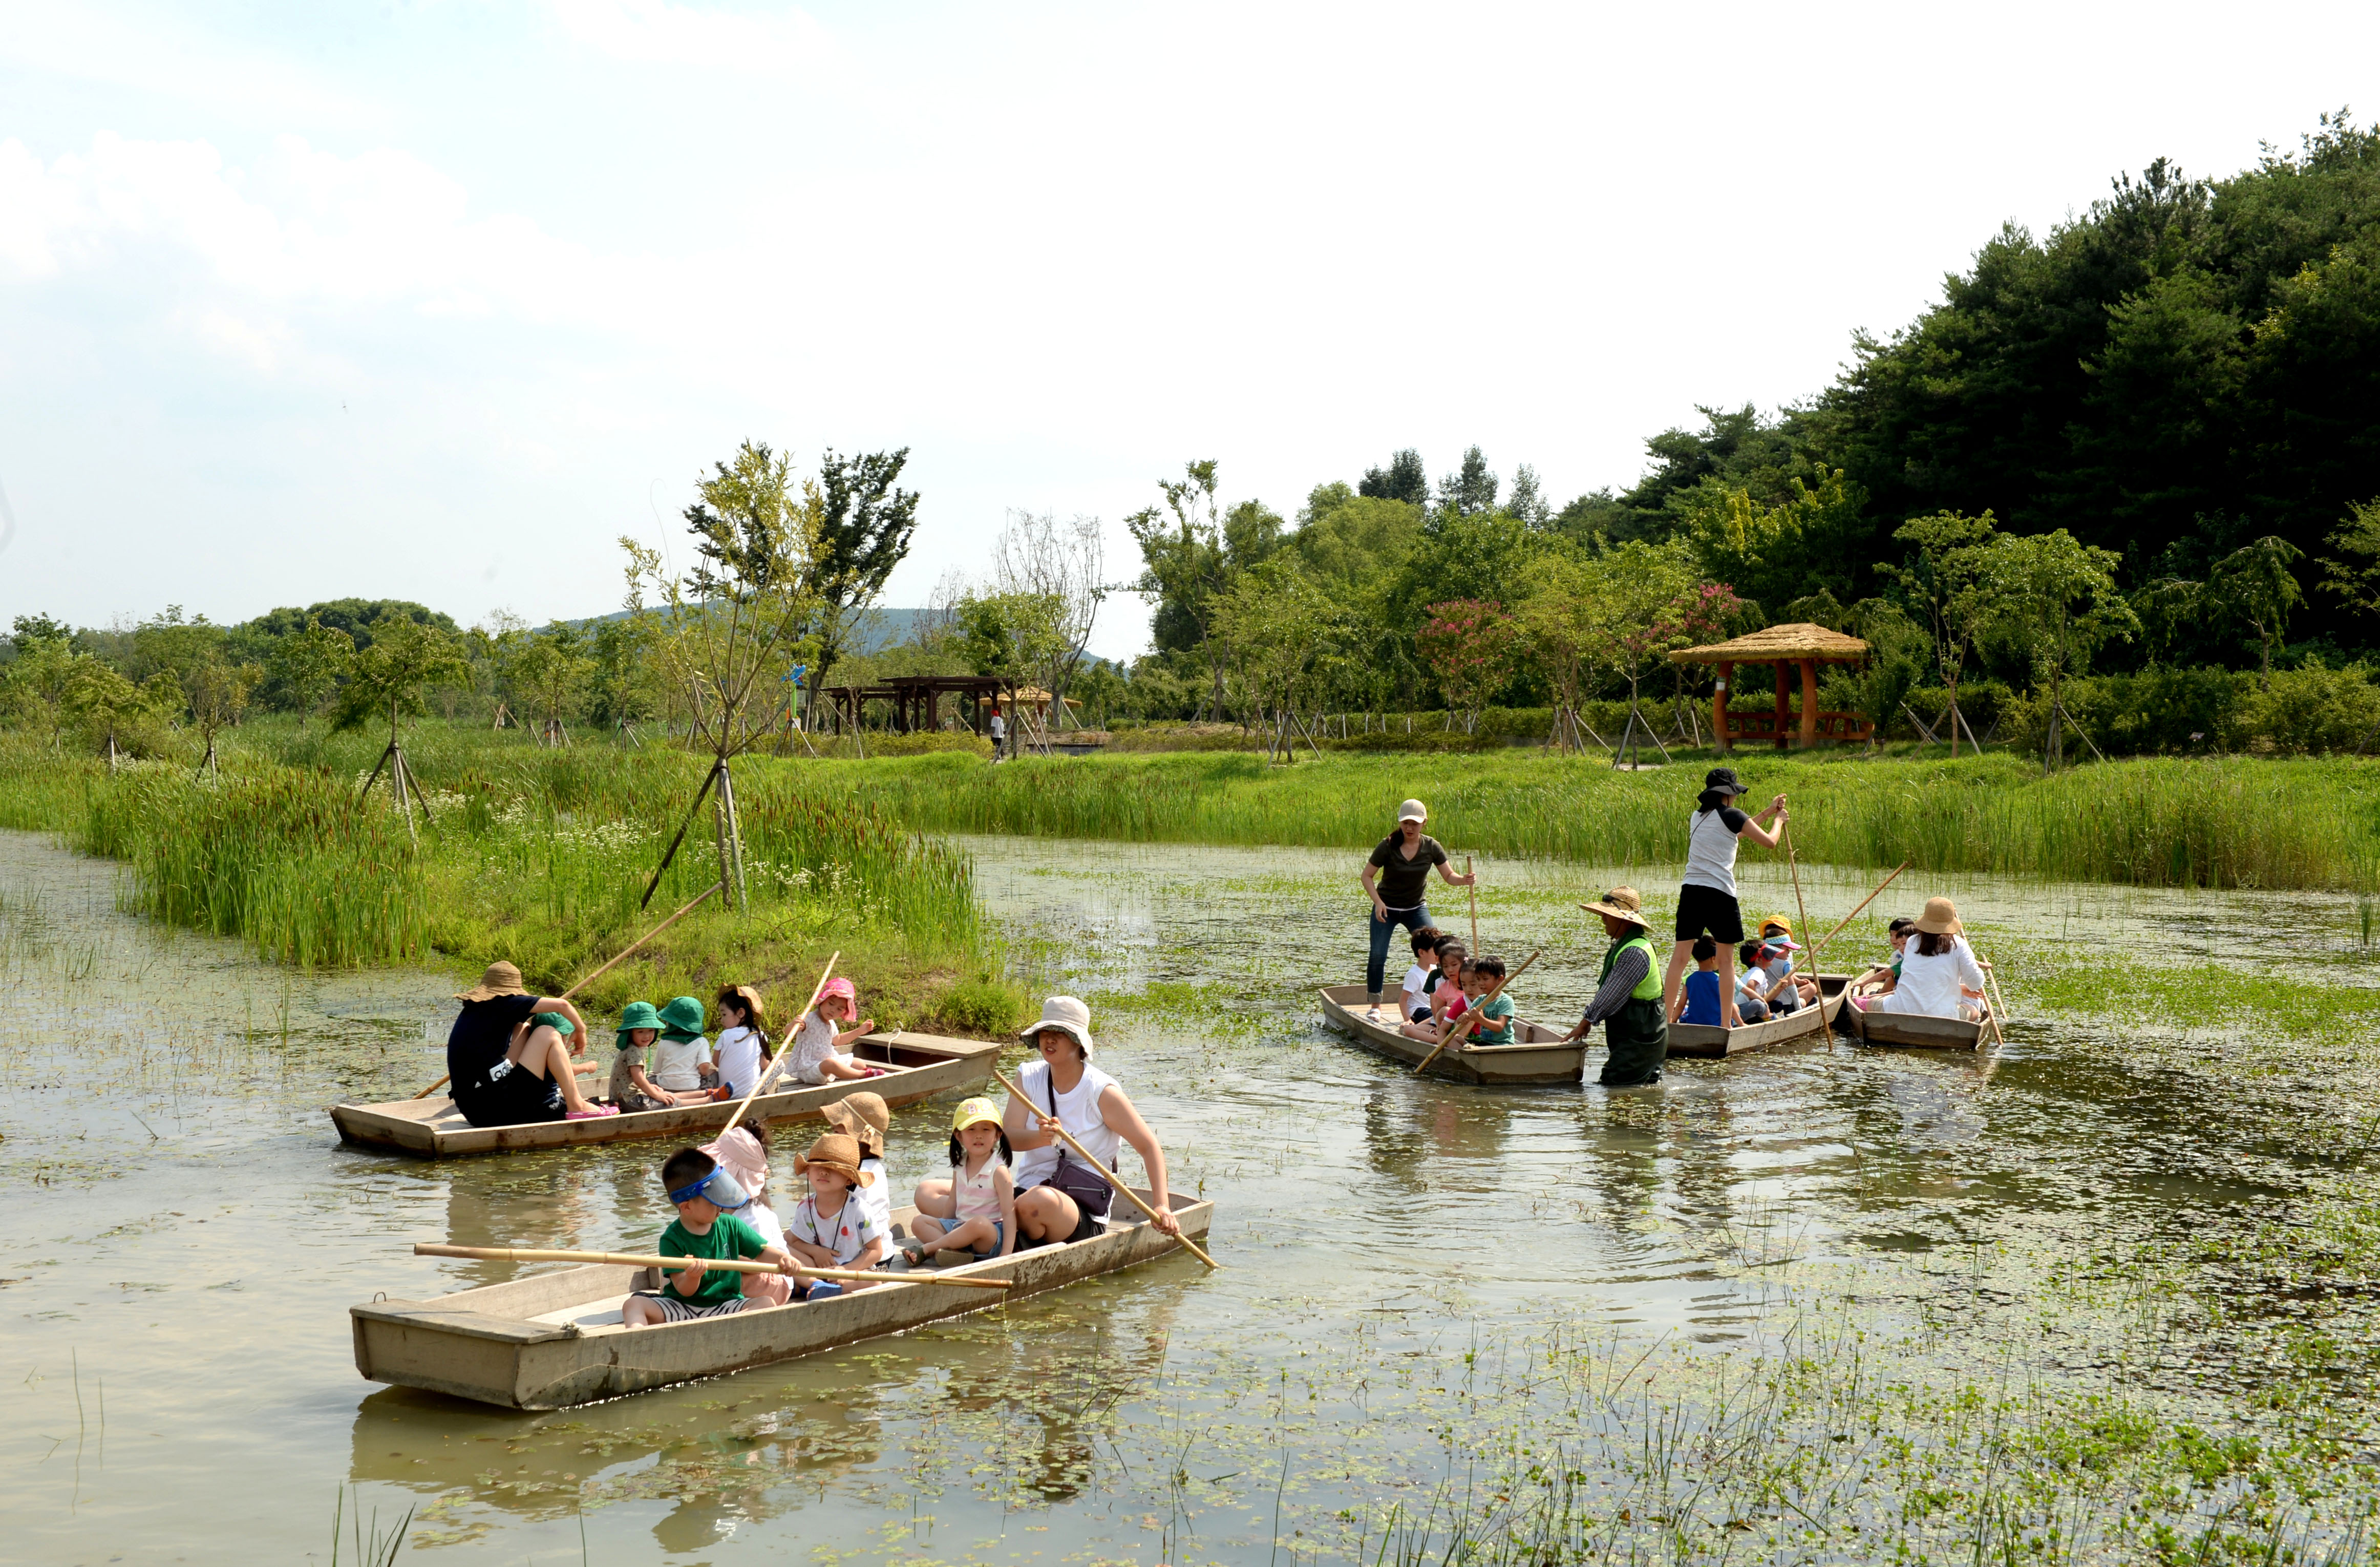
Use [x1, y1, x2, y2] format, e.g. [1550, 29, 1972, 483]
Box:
[1673, 883, 1744, 944]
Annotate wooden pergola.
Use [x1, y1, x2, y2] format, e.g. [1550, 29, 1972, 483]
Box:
[816, 675, 1014, 736]
[1668, 623, 1873, 751]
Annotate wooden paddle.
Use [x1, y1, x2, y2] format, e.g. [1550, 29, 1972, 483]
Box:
[987, 1065, 1219, 1270]
[716, 950, 841, 1139]
[413, 1241, 1010, 1290]
[1415, 950, 1541, 1074]
[413, 880, 727, 1100]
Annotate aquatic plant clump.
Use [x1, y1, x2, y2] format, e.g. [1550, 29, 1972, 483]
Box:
[0, 731, 1000, 1022]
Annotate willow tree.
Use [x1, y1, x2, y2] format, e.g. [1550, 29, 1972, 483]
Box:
[622, 440, 821, 912]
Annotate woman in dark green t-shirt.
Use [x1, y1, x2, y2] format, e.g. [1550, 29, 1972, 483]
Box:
[1358, 799, 1477, 1014]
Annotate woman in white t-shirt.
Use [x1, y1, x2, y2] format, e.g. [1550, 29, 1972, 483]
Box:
[1853, 898, 1985, 1020]
[1665, 767, 1789, 1028]
[1001, 996, 1183, 1248]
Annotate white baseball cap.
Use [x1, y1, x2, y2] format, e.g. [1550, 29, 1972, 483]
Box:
[1397, 799, 1427, 823]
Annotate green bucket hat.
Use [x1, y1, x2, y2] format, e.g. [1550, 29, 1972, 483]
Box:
[657, 995, 707, 1041]
[531, 1010, 575, 1036]
[614, 1000, 663, 1046]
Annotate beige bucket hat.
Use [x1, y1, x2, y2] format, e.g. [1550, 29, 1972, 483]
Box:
[456, 961, 529, 1003]
[1913, 896, 1964, 935]
[1577, 886, 1652, 929]
[1019, 995, 1096, 1058]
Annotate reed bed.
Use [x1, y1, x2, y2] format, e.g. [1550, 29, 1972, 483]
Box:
[770, 749, 2380, 891]
[0, 731, 1005, 1026]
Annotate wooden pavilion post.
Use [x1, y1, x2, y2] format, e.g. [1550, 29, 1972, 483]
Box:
[1714, 662, 1733, 753]
[1798, 658, 1819, 750]
[1772, 662, 1790, 751]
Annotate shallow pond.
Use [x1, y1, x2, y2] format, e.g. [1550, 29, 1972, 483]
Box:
[6, 829, 2380, 1564]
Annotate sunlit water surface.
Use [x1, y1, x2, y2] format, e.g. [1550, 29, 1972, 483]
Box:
[3, 828, 2373, 1564]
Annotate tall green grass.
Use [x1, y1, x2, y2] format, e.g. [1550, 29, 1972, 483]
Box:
[0, 731, 1005, 1025]
[758, 748, 2380, 891]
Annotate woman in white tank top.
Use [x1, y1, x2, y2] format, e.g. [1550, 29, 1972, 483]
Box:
[1000, 996, 1183, 1248]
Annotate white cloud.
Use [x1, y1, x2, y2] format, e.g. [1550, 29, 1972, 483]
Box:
[545, 0, 837, 78]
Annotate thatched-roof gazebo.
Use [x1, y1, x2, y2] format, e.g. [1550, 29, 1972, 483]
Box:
[1668, 623, 1872, 751]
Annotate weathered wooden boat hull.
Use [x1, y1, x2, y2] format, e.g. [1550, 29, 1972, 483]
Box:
[329, 1032, 999, 1157]
[350, 1191, 1213, 1409]
[1840, 1001, 1991, 1050]
[1665, 975, 1851, 1057]
[1318, 984, 1585, 1085]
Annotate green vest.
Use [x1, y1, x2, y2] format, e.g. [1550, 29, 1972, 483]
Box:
[1604, 934, 1663, 1000]
[1597, 932, 1669, 1086]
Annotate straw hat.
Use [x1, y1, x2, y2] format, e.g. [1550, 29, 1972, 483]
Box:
[795, 1131, 876, 1187]
[1913, 896, 1964, 935]
[823, 1091, 890, 1154]
[1577, 886, 1651, 930]
[456, 961, 529, 1003]
[1019, 995, 1095, 1058]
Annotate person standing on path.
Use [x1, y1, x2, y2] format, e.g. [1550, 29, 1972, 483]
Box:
[1359, 799, 1479, 1020]
[1561, 887, 1671, 1085]
[1664, 767, 1788, 1028]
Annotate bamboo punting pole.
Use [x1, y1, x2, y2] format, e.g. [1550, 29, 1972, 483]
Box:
[716, 950, 841, 1139]
[1415, 950, 1540, 1074]
[1467, 854, 1478, 950]
[1978, 957, 2011, 1051]
[1765, 860, 1911, 1005]
[988, 1067, 1219, 1270]
[412, 1242, 1011, 1289]
[412, 881, 727, 1100]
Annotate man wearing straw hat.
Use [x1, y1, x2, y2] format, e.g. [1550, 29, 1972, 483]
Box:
[1358, 799, 1477, 1021]
[445, 961, 595, 1127]
[1562, 888, 1669, 1086]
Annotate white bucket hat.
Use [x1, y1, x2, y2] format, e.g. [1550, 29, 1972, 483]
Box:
[1018, 994, 1096, 1059]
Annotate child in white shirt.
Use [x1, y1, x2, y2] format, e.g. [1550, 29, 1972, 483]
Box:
[711, 984, 774, 1098]
[785, 979, 886, 1085]
[1398, 928, 1445, 1024]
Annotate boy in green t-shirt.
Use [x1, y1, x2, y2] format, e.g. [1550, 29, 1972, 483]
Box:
[621, 1147, 799, 1326]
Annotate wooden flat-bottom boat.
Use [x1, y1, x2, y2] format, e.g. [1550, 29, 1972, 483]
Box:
[1318, 984, 1585, 1085]
[1838, 990, 1992, 1050]
[1666, 975, 1851, 1057]
[330, 1031, 1000, 1157]
[350, 1189, 1213, 1409]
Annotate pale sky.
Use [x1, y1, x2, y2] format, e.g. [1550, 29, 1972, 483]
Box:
[4, 2, 2374, 660]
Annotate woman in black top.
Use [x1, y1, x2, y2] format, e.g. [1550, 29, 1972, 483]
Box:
[1358, 799, 1477, 1017]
